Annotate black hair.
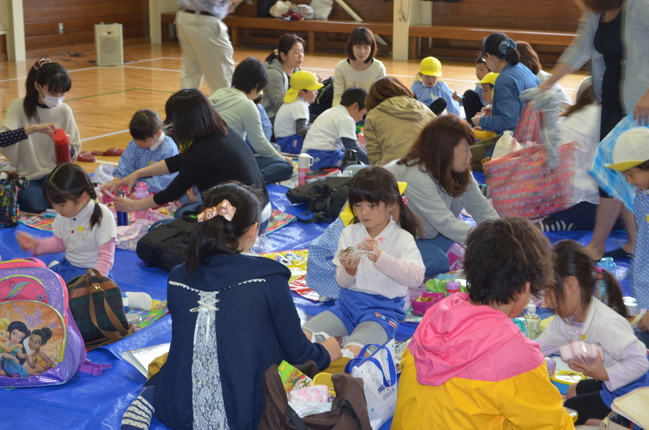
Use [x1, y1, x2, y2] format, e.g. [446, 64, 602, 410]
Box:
[129, 109, 163, 141]
[42, 163, 103, 230]
[31, 327, 53, 346]
[265, 34, 305, 63]
[24, 60, 72, 122]
[340, 87, 368, 110]
[8, 321, 30, 340]
[464, 217, 555, 306]
[252, 94, 263, 105]
[632, 160, 649, 171]
[232, 57, 270, 94]
[481, 33, 520, 66]
[345, 27, 377, 64]
[185, 182, 262, 277]
[164, 89, 229, 153]
[549, 240, 627, 319]
[475, 55, 487, 66]
[348, 166, 422, 238]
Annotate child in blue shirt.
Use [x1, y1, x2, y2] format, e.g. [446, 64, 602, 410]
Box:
[606, 127, 649, 311]
[106, 109, 178, 193]
[411, 57, 463, 118]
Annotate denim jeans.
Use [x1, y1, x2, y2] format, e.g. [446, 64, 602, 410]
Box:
[17, 176, 50, 214]
[255, 156, 294, 184]
[416, 235, 455, 277]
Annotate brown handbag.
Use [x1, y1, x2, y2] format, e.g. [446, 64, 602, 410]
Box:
[258, 361, 372, 430]
[67, 269, 135, 347]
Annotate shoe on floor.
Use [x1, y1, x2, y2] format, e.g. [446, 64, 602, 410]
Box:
[91, 147, 124, 156]
[78, 151, 97, 162]
[538, 216, 574, 232]
[602, 247, 633, 260]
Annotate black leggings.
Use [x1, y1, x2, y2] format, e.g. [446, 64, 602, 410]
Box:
[563, 379, 610, 424]
[462, 90, 484, 121]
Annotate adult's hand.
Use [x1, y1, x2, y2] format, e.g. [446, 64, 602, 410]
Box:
[634, 90, 649, 126]
[102, 171, 139, 194]
[25, 122, 58, 136]
[322, 337, 342, 362]
[538, 80, 553, 93]
[114, 196, 138, 213]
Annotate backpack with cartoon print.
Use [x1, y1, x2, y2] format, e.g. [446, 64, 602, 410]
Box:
[0, 258, 108, 387]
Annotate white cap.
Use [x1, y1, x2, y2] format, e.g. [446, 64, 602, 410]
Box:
[527, 303, 536, 314]
[606, 127, 649, 171]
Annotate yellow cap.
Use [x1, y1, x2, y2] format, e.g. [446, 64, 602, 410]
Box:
[283, 70, 324, 103]
[477, 72, 499, 86]
[419, 57, 442, 77]
[606, 127, 649, 171]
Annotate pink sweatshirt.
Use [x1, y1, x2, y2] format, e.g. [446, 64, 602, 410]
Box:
[35, 236, 116, 277]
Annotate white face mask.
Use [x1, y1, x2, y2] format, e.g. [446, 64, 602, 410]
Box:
[39, 85, 65, 108]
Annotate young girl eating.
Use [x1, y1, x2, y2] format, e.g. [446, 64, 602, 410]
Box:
[0, 58, 81, 213]
[120, 182, 340, 430]
[16, 163, 116, 283]
[537, 240, 649, 425]
[302, 166, 425, 358]
[332, 27, 386, 107]
[386, 116, 499, 277]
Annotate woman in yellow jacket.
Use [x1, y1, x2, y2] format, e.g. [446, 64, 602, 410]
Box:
[393, 217, 575, 430]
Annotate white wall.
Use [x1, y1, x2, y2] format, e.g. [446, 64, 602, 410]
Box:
[149, 0, 179, 44]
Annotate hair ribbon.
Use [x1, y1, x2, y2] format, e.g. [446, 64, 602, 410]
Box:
[197, 199, 236, 222]
[498, 38, 516, 55]
[34, 58, 52, 70]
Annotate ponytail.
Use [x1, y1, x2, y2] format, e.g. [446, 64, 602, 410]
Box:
[599, 269, 628, 318]
[481, 33, 519, 66]
[264, 34, 305, 64]
[397, 198, 422, 239]
[42, 163, 102, 230]
[84, 173, 103, 230]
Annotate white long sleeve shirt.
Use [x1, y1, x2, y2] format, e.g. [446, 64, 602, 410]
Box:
[537, 298, 649, 392]
[333, 219, 425, 300]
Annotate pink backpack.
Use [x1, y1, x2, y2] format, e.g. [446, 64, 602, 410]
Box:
[0, 258, 109, 387]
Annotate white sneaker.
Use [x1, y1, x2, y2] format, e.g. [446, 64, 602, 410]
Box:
[124, 292, 153, 311]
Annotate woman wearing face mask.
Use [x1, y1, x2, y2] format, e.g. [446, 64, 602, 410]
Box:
[0, 58, 81, 213]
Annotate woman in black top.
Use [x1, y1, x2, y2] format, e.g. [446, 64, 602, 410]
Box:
[106, 89, 270, 221]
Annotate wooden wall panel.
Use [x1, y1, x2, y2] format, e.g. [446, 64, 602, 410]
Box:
[23, 0, 149, 58]
[432, 0, 582, 32]
[233, 0, 393, 22]
[0, 35, 7, 62]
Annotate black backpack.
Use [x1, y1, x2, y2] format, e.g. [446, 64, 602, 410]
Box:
[136, 212, 198, 271]
[309, 76, 334, 119]
[286, 176, 351, 223]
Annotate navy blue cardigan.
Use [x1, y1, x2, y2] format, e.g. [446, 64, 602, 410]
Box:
[151, 253, 331, 430]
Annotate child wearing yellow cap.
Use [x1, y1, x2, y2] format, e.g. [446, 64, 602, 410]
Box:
[476, 72, 498, 106]
[274, 70, 323, 154]
[606, 127, 649, 311]
[411, 57, 463, 117]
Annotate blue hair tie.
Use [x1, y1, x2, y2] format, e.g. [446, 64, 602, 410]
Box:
[498, 38, 516, 55]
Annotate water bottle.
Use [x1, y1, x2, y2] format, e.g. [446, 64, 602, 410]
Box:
[116, 190, 128, 226]
[597, 257, 616, 277]
[524, 302, 541, 340]
[297, 153, 313, 186]
[133, 182, 149, 220]
[52, 129, 71, 164]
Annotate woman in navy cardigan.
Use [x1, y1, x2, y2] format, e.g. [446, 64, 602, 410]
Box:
[121, 182, 341, 430]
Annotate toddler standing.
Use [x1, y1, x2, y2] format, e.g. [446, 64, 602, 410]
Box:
[606, 127, 649, 310]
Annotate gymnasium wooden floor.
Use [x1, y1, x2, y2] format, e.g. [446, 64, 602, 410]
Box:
[0, 43, 587, 173]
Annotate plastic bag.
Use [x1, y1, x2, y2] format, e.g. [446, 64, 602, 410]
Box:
[287, 401, 333, 418]
[311, 0, 333, 19]
[270, 1, 294, 17]
[93, 164, 115, 185]
[116, 219, 150, 251]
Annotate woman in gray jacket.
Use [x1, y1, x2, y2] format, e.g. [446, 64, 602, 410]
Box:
[540, 0, 649, 261]
[262, 34, 305, 123]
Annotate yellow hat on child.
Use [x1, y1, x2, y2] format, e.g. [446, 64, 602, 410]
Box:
[284, 71, 324, 103]
[477, 72, 499, 86]
[606, 128, 649, 171]
[419, 57, 442, 77]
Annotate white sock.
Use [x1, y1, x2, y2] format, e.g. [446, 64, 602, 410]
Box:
[124, 292, 152, 311]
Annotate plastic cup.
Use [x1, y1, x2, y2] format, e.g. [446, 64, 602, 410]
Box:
[445, 280, 461, 295]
